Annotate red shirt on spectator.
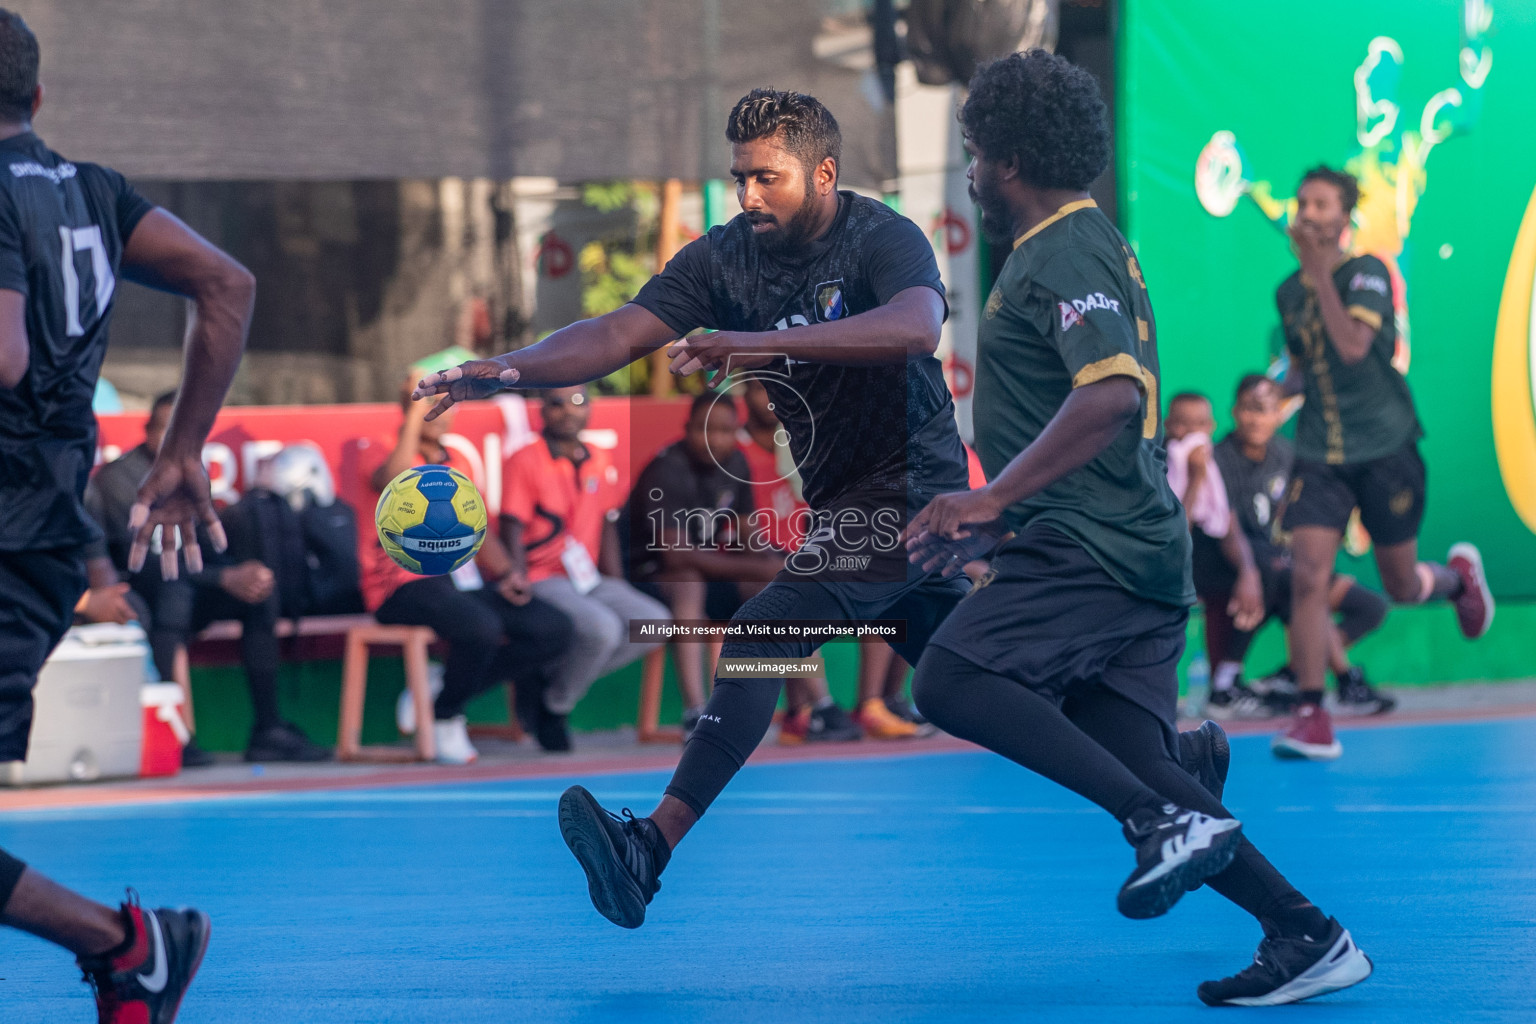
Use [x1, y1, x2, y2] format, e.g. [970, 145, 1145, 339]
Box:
[738, 434, 807, 553]
[354, 436, 465, 612]
[501, 439, 623, 583]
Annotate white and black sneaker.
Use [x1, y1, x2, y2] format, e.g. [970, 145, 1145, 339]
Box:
[1198, 917, 1373, 1006]
[1206, 683, 1284, 720]
[1117, 803, 1243, 919]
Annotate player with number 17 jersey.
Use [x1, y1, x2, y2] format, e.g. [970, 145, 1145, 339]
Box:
[0, 130, 152, 551]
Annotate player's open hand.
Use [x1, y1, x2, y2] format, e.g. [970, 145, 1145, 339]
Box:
[1288, 219, 1339, 276]
[667, 332, 778, 382]
[128, 450, 228, 580]
[904, 488, 1009, 576]
[412, 359, 521, 421]
[1229, 567, 1265, 632]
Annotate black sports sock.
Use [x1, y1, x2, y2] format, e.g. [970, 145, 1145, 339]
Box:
[1298, 689, 1323, 706]
[1258, 894, 1330, 940]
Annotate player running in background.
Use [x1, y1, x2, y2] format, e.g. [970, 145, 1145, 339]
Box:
[903, 50, 1371, 1006]
[1274, 166, 1492, 761]
[416, 87, 977, 927]
[0, 10, 254, 1021]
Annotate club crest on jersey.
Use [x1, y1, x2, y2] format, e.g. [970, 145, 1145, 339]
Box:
[1058, 302, 1084, 331]
[815, 280, 846, 322]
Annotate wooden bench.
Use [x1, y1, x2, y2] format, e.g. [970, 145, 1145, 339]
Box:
[180, 614, 467, 762]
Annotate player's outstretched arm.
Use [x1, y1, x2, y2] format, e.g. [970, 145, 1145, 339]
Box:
[667, 286, 943, 378]
[906, 375, 1141, 558]
[413, 304, 679, 420]
[120, 208, 256, 578]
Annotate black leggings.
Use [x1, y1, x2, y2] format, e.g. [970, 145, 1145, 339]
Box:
[0, 846, 23, 910]
[912, 646, 1312, 928]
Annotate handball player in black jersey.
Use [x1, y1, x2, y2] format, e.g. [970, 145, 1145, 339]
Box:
[0, 10, 255, 1022]
[415, 88, 979, 925]
[899, 51, 1371, 1006]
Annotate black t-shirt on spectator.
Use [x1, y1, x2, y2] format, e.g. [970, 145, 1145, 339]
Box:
[1213, 433, 1294, 570]
[628, 441, 755, 580]
[630, 191, 970, 515]
[0, 131, 153, 551]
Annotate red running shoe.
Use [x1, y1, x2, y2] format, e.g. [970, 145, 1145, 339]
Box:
[1448, 543, 1495, 639]
[78, 893, 211, 1024]
[1271, 702, 1342, 761]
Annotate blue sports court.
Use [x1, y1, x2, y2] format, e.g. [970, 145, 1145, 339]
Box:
[3, 714, 1533, 1022]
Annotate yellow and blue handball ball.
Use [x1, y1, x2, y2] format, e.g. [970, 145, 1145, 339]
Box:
[375, 464, 487, 575]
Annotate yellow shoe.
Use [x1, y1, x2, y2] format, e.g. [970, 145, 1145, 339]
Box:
[858, 698, 919, 740]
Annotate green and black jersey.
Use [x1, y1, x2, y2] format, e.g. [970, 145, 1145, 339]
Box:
[1276, 253, 1421, 465]
[973, 199, 1194, 607]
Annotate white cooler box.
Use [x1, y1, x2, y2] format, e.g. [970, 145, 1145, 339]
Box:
[2, 623, 150, 786]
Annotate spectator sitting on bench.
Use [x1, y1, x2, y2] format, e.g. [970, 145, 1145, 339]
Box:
[84, 389, 330, 763]
[360, 376, 574, 763]
[501, 385, 669, 751]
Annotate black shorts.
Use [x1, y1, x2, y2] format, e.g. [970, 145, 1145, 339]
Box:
[0, 547, 89, 761]
[925, 525, 1188, 745]
[1281, 442, 1426, 547]
[716, 569, 971, 666]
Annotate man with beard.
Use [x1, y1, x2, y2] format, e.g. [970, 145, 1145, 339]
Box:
[414, 88, 975, 928]
[901, 51, 1372, 1006]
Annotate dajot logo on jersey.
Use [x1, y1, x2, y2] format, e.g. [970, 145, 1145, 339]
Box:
[1058, 292, 1121, 331]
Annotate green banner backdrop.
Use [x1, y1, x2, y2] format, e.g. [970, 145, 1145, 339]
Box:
[1119, 0, 1536, 599]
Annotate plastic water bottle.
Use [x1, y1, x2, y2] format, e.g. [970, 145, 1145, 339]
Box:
[1183, 653, 1210, 718]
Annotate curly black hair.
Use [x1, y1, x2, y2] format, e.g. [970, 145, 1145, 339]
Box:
[0, 9, 38, 124]
[1299, 165, 1360, 215]
[726, 88, 841, 182]
[960, 50, 1110, 191]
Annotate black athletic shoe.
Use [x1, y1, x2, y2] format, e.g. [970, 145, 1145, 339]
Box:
[1198, 917, 1373, 1006]
[79, 894, 211, 1024]
[178, 740, 216, 768]
[558, 785, 668, 929]
[1334, 667, 1396, 715]
[805, 702, 862, 742]
[1118, 803, 1243, 919]
[1251, 665, 1299, 705]
[536, 708, 572, 752]
[1177, 720, 1230, 803]
[244, 721, 331, 763]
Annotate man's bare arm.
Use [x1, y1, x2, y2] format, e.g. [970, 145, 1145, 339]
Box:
[0, 289, 26, 388]
[667, 287, 944, 376]
[413, 304, 680, 420]
[119, 209, 254, 576]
